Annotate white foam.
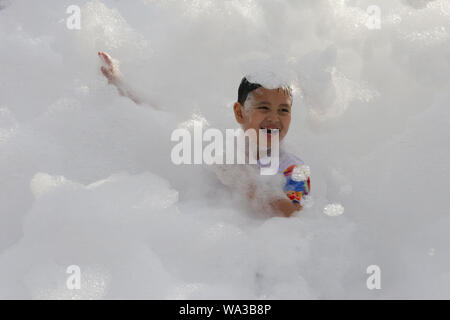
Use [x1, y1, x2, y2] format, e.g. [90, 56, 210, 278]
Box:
[0, 0, 449, 299]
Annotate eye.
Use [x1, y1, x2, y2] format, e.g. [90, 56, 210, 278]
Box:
[257, 106, 270, 110]
[280, 108, 290, 113]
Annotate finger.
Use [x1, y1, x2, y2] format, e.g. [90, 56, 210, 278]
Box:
[98, 51, 107, 63]
[98, 51, 113, 66]
[98, 51, 106, 62]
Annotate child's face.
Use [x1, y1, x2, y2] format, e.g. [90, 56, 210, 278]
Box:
[234, 87, 292, 149]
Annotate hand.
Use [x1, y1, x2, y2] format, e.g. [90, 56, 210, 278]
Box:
[293, 202, 302, 211]
[98, 51, 120, 84]
[270, 198, 302, 217]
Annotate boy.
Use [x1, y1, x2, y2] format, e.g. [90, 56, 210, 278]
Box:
[98, 52, 311, 217]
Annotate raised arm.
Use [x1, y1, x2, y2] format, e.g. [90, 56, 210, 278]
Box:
[98, 51, 143, 105]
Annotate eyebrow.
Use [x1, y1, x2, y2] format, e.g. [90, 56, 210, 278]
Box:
[256, 101, 291, 108]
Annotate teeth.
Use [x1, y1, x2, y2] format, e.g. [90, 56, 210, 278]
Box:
[260, 128, 280, 135]
[260, 128, 280, 134]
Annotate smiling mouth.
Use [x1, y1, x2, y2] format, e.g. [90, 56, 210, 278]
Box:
[260, 126, 281, 135]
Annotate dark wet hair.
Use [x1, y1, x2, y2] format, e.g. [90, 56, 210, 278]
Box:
[237, 77, 262, 105]
[237, 77, 293, 106]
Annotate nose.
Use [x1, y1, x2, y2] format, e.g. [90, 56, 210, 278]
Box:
[266, 109, 279, 122]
